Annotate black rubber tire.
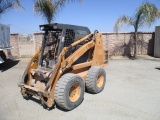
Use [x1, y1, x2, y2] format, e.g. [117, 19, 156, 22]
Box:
[0, 51, 6, 62]
[86, 66, 106, 94]
[54, 73, 85, 110]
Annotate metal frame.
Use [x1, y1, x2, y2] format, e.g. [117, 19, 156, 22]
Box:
[19, 23, 108, 108]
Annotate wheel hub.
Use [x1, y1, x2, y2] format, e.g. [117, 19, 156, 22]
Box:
[97, 74, 104, 88]
[69, 83, 81, 102]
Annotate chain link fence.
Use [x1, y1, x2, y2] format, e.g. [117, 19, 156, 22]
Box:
[18, 34, 35, 57]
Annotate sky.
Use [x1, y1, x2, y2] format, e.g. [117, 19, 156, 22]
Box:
[0, 0, 160, 34]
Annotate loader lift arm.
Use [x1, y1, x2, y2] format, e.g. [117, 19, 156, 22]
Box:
[19, 24, 107, 110]
[46, 34, 94, 90]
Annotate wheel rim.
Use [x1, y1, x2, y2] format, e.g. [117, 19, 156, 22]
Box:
[97, 74, 104, 88]
[69, 83, 81, 102]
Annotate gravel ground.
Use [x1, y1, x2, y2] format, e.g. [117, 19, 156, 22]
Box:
[0, 58, 160, 120]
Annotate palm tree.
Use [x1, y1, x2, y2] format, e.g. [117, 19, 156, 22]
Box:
[34, 0, 56, 24]
[34, 0, 83, 24]
[0, 0, 22, 15]
[114, 2, 160, 58]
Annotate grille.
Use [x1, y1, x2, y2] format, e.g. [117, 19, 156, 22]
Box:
[64, 29, 75, 47]
[64, 29, 75, 58]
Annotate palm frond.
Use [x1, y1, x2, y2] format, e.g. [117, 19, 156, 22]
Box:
[34, 0, 56, 24]
[157, 10, 160, 17]
[0, 0, 22, 14]
[54, 0, 83, 12]
[114, 15, 133, 32]
[34, 0, 83, 24]
[136, 2, 159, 26]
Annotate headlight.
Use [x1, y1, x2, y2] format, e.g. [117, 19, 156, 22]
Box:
[40, 26, 45, 31]
[53, 25, 57, 29]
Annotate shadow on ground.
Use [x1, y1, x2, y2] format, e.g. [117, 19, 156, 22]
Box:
[23, 95, 79, 112]
[29, 96, 69, 112]
[23, 96, 58, 111]
[155, 67, 160, 70]
[0, 59, 20, 72]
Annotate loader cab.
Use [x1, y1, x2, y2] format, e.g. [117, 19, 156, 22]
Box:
[39, 23, 91, 68]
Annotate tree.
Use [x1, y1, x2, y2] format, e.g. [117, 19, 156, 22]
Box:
[0, 0, 22, 15]
[114, 2, 160, 58]
[34, 0, 56, 24]
[34, 0, 83, 24]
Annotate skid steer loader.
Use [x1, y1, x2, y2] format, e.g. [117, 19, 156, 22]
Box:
[18, 23, 108, 110]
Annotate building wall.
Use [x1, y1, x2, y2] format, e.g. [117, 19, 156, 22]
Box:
[10, 33, 20, 58]
[34, 32, 44, 51]
[9, 32, 155, 58]
[102, 32, 154, 56]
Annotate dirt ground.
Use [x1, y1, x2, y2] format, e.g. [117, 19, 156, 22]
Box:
[0, 58, 160, 120]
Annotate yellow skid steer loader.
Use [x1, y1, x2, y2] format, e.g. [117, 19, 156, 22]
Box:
[19, 23, 108, 110]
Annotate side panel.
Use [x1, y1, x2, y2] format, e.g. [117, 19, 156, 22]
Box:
[92, 33, 105, 66]
[0, 24, 10, 49]
[154, 26, 160, 58]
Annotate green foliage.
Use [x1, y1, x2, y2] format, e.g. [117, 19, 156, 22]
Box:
[136, 2, 159, 24]
[0, 0, 22, 15]
[34, 0, 56, 24]
[34, 0, 83, 24]
[114, 2, 160, 32]
[114, 15, 134, 32]
[114, 2, 160, 57]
